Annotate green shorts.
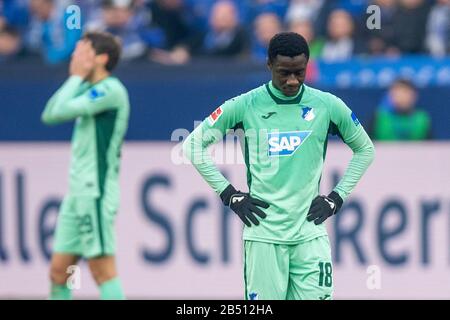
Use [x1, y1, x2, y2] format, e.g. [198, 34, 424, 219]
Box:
[244, 236, 333, 300]
[53, 195, 117, 259]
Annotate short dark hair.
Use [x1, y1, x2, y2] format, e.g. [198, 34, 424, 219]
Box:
[83, 31, 122, 72]
[391, 78, 416, 90]
[101, 0, 135, 9]
[0, 25, 19, 38]
[268, 32, 310, 63]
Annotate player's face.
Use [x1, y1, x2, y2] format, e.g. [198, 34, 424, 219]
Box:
[269, 54, 308, 96]
[82, 40, 109, 75]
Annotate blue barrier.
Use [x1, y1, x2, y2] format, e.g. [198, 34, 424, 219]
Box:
[1, 60, 449, 140]
[316, 56, 450, 88]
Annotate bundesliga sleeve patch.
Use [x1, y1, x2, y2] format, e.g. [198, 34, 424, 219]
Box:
[89, 88, 106, 100]
[208, 106, 223, 125]
[351, 112, 360, 126]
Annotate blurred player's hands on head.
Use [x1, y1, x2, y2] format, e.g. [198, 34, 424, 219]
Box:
[220, 184, 269, 227]
[70, 40, 96, 79]
[307, 191, 343, 225]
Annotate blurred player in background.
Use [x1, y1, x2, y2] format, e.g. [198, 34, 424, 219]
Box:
[183, 32, 375, 300]
[42, 31, 130, 300]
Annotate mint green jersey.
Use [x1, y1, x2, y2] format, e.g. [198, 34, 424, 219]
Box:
[42, 75, 130, 206]
[184, 81, 374, 244]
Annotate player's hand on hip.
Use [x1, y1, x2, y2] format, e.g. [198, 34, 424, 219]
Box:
[307, 191, 343, 225]
[220, 185, 269, 227]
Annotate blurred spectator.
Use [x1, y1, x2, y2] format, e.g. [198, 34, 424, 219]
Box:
[288, 19, 322, 83]
[288, 19, 324, 59]
[285, 0, 325, 52]
[0, 24, 21, 62]
[369, 79, 432, 141]
[334, 0, 368, 17]
[390, 0, 431, 54]
[86, 0, 148, 61]
[193, 0, 248, 58]
[321, 9, 356, 62]
[74, 0, 102, 25]
[0, 0, 29, 30]
[252, 12, 282, 62]
[243, 0, 289, 24]
[285, 0, 324, 24]
[185, 0, 223, 32]
[426, 0, 450, 57]
[362, 0, 397, 56]
[25, 0, 82, 64]
[0, 0, 447, 67]
[286, 21, 319, 84]
[185, 0, 247, 30]
[148, 0, 193, 50]
[146, 0, 197, 65]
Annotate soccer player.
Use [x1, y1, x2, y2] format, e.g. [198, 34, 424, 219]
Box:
[42, 32, 129, 300]
[183, 32, 375, 300]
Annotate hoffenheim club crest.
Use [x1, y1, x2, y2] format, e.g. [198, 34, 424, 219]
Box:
[301, 107, 315, 121]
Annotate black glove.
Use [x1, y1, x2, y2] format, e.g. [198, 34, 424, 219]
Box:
[220, 184, 269, 227]
[307, 191, 343, 225]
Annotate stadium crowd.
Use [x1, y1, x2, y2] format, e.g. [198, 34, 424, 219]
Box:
[0, 0, 449, 65]
[1, 0, 443, 141]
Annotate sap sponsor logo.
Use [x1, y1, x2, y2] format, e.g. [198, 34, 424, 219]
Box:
[268, 131, 311, 156]
[351, 112, 360, 126]
[301, 107, 315, 121]
[208, 106, 223, 125]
